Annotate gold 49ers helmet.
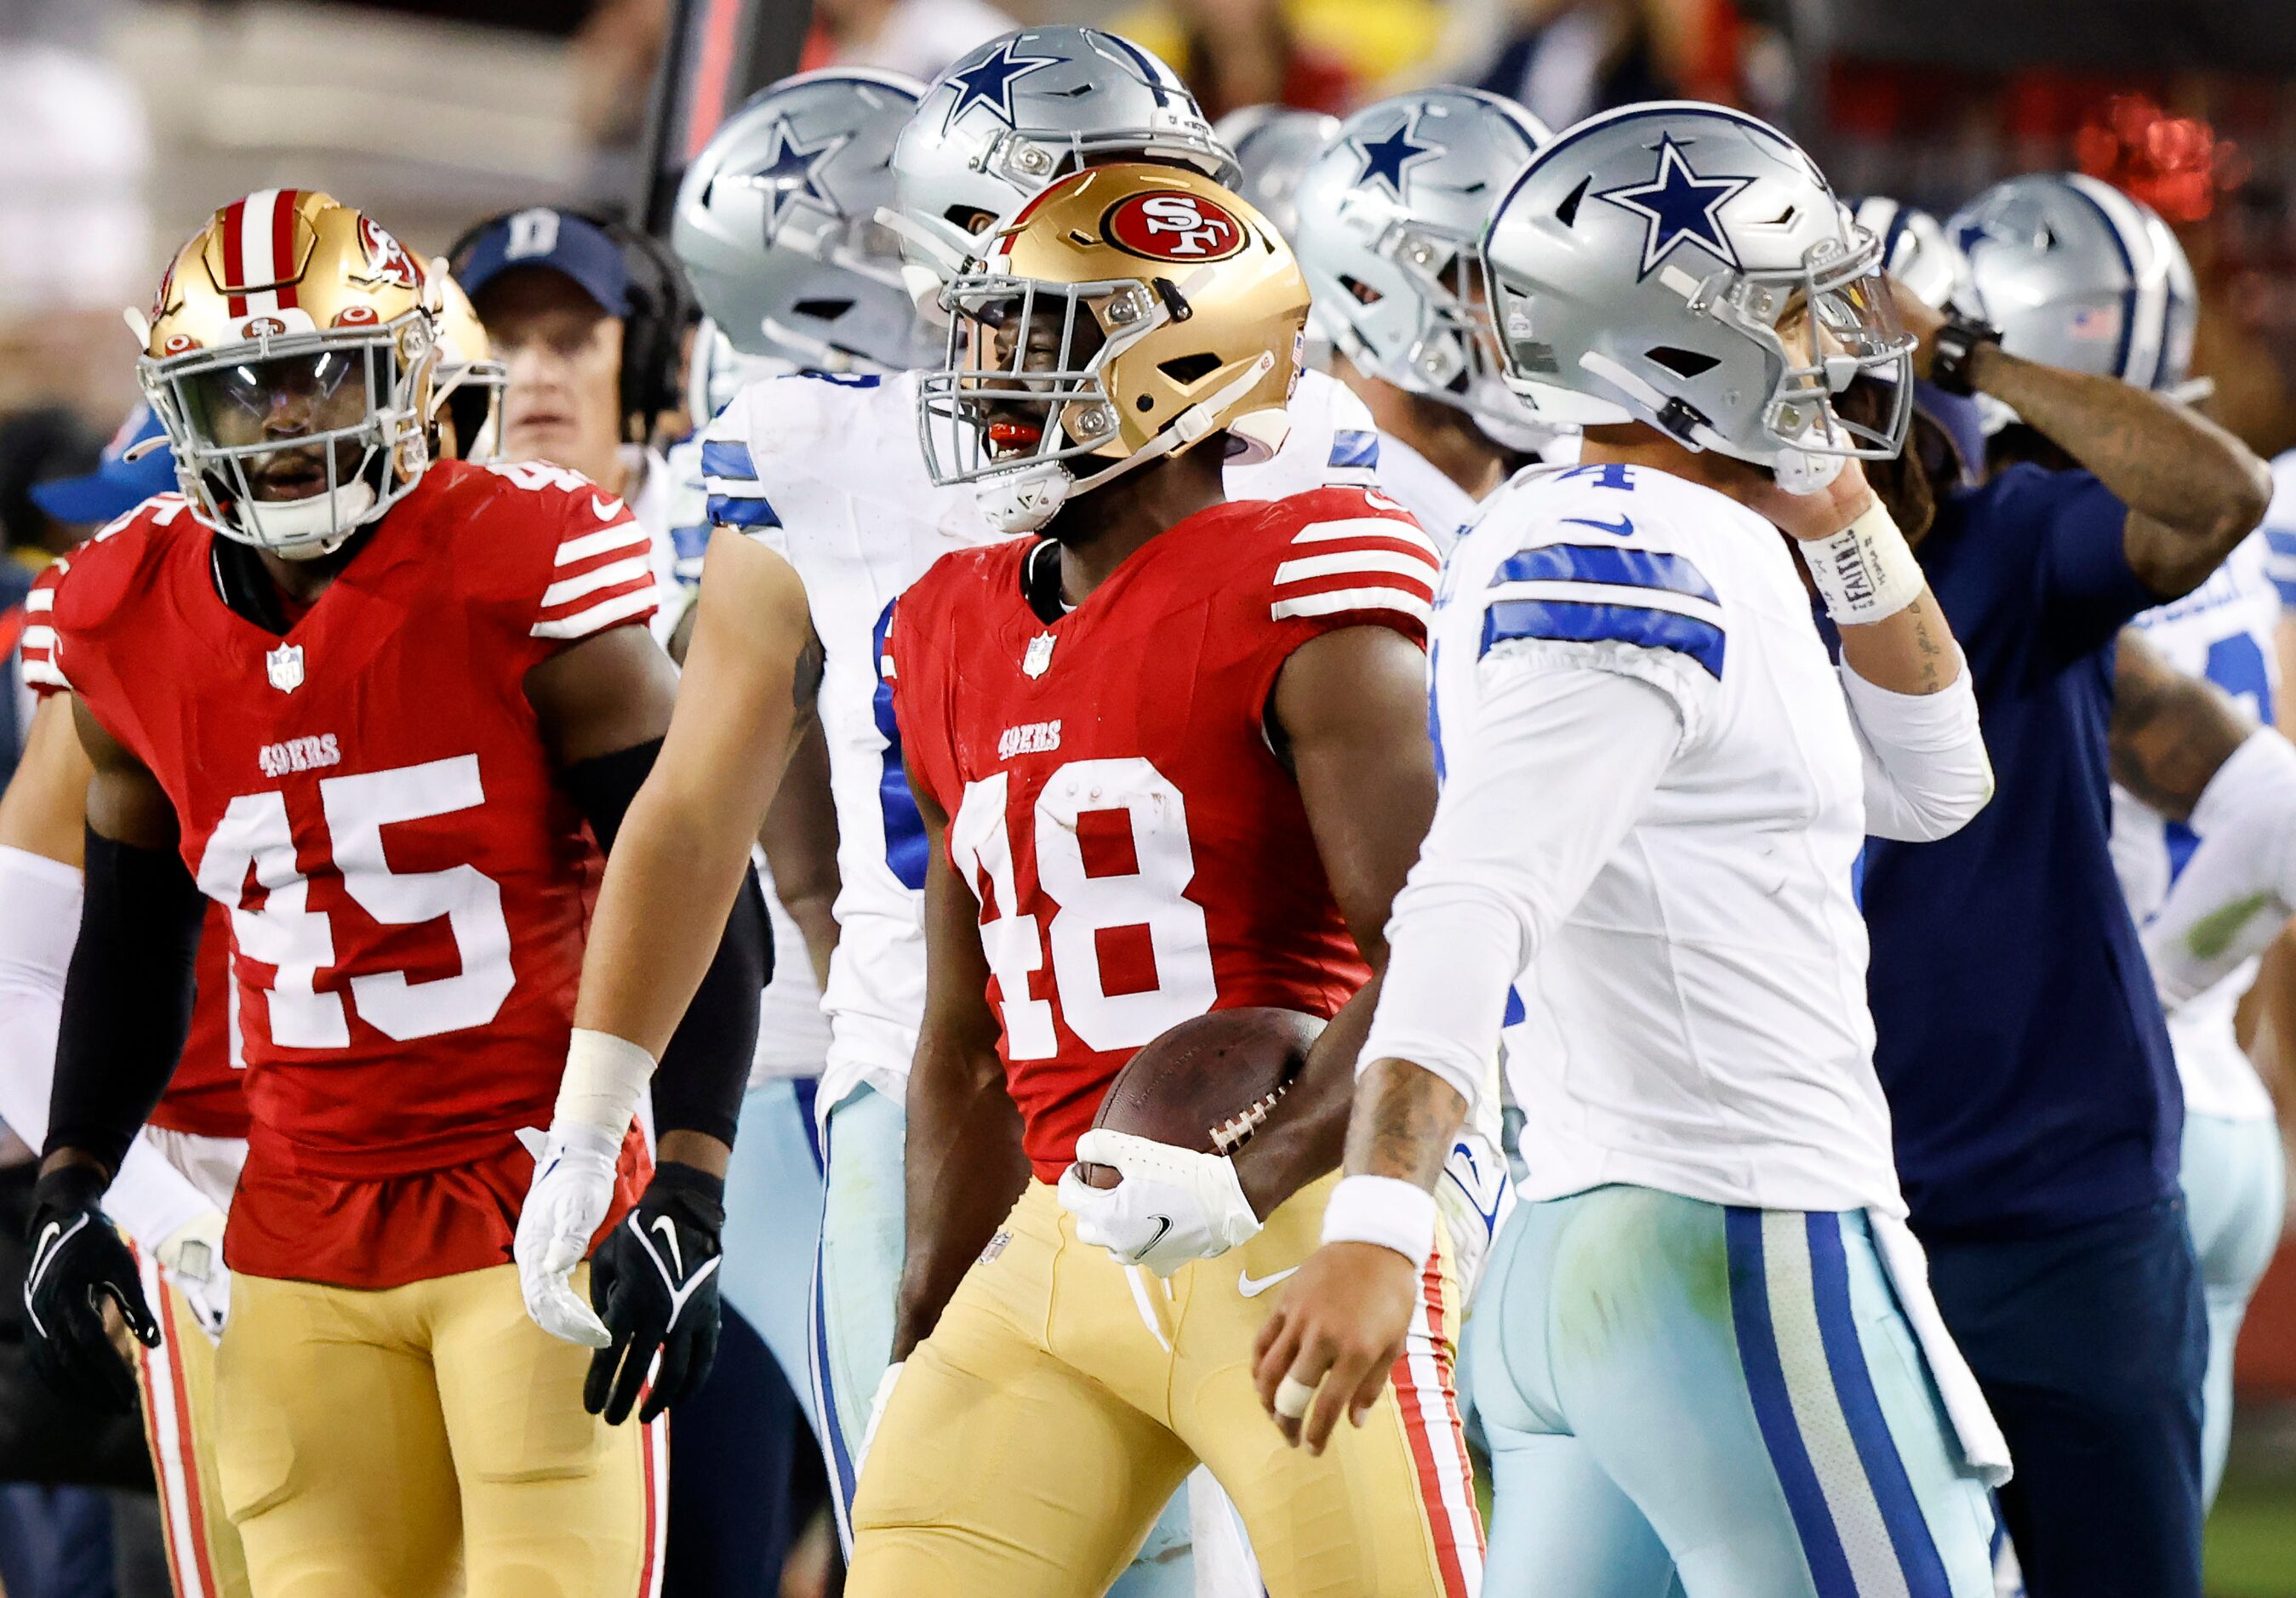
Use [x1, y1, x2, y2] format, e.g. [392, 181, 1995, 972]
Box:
[918, 163, 1309, 534]
[132, 189, 444, 558]
[431, 272, 505, 463]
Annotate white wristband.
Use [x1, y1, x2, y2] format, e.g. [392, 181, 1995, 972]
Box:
[554, 1028, 657, 1144]
[1321, 1174, 1439, 1269]
[1797, 501, 1926, 625]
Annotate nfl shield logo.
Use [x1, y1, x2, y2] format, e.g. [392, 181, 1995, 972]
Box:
[1023, 633, 1055, 678]
[266, 642, 305, 693]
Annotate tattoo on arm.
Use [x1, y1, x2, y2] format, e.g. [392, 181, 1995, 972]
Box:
[2110, 629, 2252, 823]
[1342, 1059, 1467, 1189]
[1910, 597, 1946, 694]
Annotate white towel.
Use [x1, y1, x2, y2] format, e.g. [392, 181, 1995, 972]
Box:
[1870, 1210, 2014, 1487]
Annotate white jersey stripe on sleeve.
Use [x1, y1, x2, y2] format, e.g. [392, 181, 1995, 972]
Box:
[532, 585, 657, 640]
[1291, 516, 1442, 558]
[552, 524, 650, 567]
[1271, 586, 1434, 624]
[1275, 549, 1439, 586]
[26, 587, 52, 613]
[540, 556, 653, 610]
[22, 659, 69, 689]
[20, 624, 56, 653]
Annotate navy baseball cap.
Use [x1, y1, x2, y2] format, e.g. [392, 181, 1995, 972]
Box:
[456, 208, 632, 317]
[30, 405, 176, 527]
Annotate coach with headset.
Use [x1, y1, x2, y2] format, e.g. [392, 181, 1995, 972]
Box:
[452, 208, 691, 642]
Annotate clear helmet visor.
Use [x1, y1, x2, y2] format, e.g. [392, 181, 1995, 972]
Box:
[142, 319, 430, 556]
[1711, 230, 1915, 460]
[174, 344, 384, 504]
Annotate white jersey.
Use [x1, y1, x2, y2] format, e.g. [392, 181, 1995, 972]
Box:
[618, 444, 683, 649]
[1370, 431, 1477, 551]
[2109, 531, 2280, 1122]
[704, 366, 1382, 1111]
[2262, 448, 2296, 612]
[1408, 462, 1905, 1215]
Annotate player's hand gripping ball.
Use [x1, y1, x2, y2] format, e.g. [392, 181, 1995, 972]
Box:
[1058, 1008, 1318, 1276]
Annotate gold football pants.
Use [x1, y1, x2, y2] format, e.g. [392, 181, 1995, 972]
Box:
[131, 1249, 251, 1598]
[848, 1174, 1483, 1597]
[214, 1262, 666, 1598]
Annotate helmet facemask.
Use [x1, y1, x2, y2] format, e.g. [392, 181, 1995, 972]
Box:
[1345, 220, 1553, 454]
[1704, 231, 1913, 469]
[144, 313, 437, 560]
[921, 267, 1272, 534]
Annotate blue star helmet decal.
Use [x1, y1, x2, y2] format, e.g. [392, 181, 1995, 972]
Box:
[1596, 134, 1753, 279]
[1351, 113, 1444, 201]
[745, 119, 848, 234]
[940, 37, 1065, 133]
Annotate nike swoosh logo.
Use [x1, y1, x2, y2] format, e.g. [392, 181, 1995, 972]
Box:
[649, 1214, 684, 1278]
[1563, 515, 1634, 538]
[593, 494, 627, 522]
[1135, 1216, 1173, 1260]
[1237, 1265, 1299, 1298]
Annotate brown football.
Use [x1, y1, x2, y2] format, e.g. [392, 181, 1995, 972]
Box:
[1072, 1007, 1325, 1189]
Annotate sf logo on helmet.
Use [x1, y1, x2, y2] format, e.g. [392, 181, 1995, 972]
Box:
[1103, 192, 1248, 263]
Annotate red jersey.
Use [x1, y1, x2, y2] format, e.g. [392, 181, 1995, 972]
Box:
[891, 487, 1438, 1180]
[44, 462, 659, 1286]
[24, 560, 247, 1141]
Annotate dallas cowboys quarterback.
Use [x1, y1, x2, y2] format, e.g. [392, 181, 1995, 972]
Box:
[1258, 102, 2009, 1597]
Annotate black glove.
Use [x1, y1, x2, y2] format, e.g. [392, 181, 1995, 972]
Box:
[24, 1163, 160, 1414]
[584, 1161, 724, 1425]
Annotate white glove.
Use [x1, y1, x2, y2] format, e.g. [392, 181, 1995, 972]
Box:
[155, 1208, 231, 1344]
[1056, 1128, 1262, 1277]
[859, 1359, 904, 1470]
[513, 1122, 620, 1348]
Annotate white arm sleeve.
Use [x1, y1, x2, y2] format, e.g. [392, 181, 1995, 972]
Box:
[1839, 656, 1994, 842]
[0, 844, 78, 1148]
[0, 846, 219, 1253]
[1360, 655, 1681, 1113]
[2142, 728, 2296, 1005]
[104, 1140, 221, 1257]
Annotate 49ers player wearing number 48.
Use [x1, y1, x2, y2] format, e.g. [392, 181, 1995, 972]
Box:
[26, 191, 769, 1598]
[852, 164, 1480, 1596]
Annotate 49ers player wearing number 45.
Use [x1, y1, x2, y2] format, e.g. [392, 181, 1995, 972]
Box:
[26, 191, 768, 1598]
[853, 164, 1480, 1597]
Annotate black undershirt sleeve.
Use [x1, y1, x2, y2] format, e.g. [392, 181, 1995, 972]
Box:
[561, 739, 768, 1150]
[45, 829, 206, 1177]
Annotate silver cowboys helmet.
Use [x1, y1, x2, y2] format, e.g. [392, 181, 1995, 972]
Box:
[1214, 104, 1341, 240]
[1949, 172, 2199, 403]
[1843, 196, 1978, 315]
[1293, 88, 1556, 454]
[673, 69, 935, 373]
[888, 26, 1238, 272]
[1481, 102, 1913, 491]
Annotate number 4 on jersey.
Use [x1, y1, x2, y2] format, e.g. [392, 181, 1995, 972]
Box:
[196, 755, 515, 1048]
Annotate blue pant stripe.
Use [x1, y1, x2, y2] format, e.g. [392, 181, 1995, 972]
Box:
[810, 1230, 859, 1545]
[1725, 1207, 1860, 1597]
[1805, 1214, 1955, 1597]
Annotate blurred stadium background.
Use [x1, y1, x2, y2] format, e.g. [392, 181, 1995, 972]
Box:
[3, 0, 2294, 1590]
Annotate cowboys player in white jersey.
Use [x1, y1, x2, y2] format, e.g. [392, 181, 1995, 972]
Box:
[1257, 103, 2010, 1596]
[1940, 177, 2296, 1513]
[1291, 88, 1574, 548]
[516, 33, 1388, 1595]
